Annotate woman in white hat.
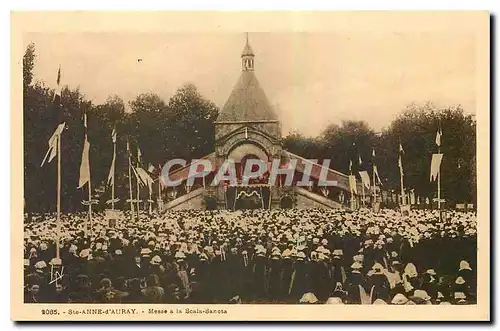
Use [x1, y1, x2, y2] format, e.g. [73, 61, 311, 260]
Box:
[289, 251, 309, 301]
[368, 262, 391, 304]
[280, 248, 295, 302]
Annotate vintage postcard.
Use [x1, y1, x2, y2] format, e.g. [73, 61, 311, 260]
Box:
[11, 11, 490, 321]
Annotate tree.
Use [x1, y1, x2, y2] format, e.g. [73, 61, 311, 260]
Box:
[283, 131, 323, 160]
[166, 84, 219, 161]
[23, 43, 36, 88]
[384, 103, 476, 204]
[321, 120, 377, 174]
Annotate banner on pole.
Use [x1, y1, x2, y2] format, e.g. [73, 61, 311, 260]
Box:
[430, 153, 443, 181]
[348, 175, 357, 194]
[358, 171, 371, 188]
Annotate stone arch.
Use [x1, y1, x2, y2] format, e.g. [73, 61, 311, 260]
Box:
[227, 142, 268, 162]
[280, 195, 294, 209]
[221, 127, 279, 158]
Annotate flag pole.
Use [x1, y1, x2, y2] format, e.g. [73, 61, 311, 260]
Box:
[149, 186, 153, 214]
[399, 160, 405, 206]
[56, 130, 61, 260]
[158, 164, 162, 212]
[127, 140, 135, 221]
[88, 154, 93, 238]
[361, 181, 365, 207]
[437, 145, 441, 210]
[136, 150, 141, 215]
[111, 137, 116, 211]
[349, 160, 355, 210]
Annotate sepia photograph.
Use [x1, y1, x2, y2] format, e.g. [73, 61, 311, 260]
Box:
[10, 11, 490, 321]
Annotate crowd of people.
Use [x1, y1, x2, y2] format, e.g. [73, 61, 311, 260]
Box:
[23, 207, 477, 305]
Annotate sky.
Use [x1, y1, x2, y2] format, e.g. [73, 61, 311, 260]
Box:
[25, 30, 477, 136]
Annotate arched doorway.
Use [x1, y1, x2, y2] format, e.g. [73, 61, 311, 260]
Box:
[226, 143, 271, 210]
[204, 195, 218, 210]
[280, 195, 294, 209]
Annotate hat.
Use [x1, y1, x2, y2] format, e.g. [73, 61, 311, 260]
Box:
[312, 238, 320, 244]
[34, 261, 47, 269]
[455, 276, 466, 285]
[410, 289, 431, 302]
[299, 292, 318, 304]
[454, 292, 466, 300]
[321, 238, 328, 245]
[353, 254, 364, 263]
[371, 262, 384, 274]
[391, 293, 409, 305]
[425, 269, 437, 276]
[255, 244, 265, 251]
[175, 251, 186, 260]
[373, 299, 387, 305]
[297, 251, 306, 260]
[404, 263, 418, 278]
[150, 255, 162, 265]
[351, 261, 363, 270]
[332, 249, 343, 259]
[49, 258, 62, 266]
[282, 249, 292, 259]
[79, 248, 91, 258]
[459, 260, 472, 271]
[114, 249, 122, 255]
[140, 247, 152, 256]
[325, 297, 344, 304]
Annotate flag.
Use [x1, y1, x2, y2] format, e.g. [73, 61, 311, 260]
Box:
[435, 128, 442, 147]
[358, 171, 371, 188]
[430, 153, 443, 181]
[107, 151, 115, 185]
[373, 165, 382, 186]
[148, 164, 155, 173]
[410, 190, 416, 205]
[398, 142, 404, 175]
[78, 136, 91, 188]
[40, 122, 65, 167]
[56, 66, 61, 85]
[136, 167, 154, 193]
[53, 66, 62, 103]
[348, 175, 357, 194]
[83, 111, 88, 130]
[398, 154, 404, 176]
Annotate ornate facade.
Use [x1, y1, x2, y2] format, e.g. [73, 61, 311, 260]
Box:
[164, 36, 361, 211]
